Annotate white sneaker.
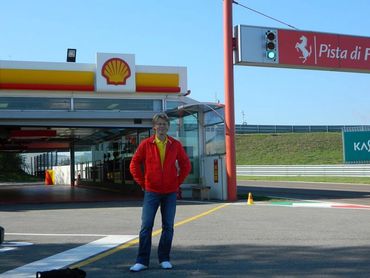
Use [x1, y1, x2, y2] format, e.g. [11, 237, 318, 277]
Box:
[160, 261, 173, 269]
[129, 263, 148, 272]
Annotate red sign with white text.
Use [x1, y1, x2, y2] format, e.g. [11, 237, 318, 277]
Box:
[278, 29, 370, 72]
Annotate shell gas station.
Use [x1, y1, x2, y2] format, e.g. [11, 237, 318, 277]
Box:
[0, 53, 228, 202]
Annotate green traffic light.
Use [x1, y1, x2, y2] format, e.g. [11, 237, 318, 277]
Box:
[267, 51, 276, 59]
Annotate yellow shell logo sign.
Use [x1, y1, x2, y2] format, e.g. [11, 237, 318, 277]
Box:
[101, 58, 131, 85]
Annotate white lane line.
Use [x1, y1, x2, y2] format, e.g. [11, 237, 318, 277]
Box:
[1, 242, 34, 247]
[6, 233, 123, 237]
[0, 247, 16, 252]
[0, 235, 137, 278]
[0, 242, 34, 253]
[1, 241, 33, 247]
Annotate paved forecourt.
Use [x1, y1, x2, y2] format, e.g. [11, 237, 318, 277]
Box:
[1, 199, 370, 277]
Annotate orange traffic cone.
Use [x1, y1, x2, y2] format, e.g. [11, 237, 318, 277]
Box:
[247, 192, 254, 205]
[45, 170, 53, 185]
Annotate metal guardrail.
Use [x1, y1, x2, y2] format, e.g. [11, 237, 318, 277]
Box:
[237, 165, 370, 177]
[235, 125, 370, 134]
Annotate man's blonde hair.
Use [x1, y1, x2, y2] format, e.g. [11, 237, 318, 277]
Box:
[152, 113, 170, 126]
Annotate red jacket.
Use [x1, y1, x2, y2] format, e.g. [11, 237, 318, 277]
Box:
[130, 135, 191, 194]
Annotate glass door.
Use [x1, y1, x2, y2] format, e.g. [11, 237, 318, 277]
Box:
[169, 113, 199, 184]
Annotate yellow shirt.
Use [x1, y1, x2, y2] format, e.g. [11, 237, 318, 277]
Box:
[155, 135, 168, 166]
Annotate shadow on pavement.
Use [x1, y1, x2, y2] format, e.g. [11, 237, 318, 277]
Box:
[0, 183, 144, 207]
[84, 243, 370, 277]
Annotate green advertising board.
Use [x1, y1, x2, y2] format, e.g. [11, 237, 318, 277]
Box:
[343, 130, 370, 163]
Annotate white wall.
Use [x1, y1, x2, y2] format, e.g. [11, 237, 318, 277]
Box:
[52, 165, 70, 185]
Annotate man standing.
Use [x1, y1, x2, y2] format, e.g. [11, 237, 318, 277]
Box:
[129, 113, 191, 272]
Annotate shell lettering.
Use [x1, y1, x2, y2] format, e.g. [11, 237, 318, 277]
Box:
[101, 58, 131, 85]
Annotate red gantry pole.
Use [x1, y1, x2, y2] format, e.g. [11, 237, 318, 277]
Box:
[223, 0, 237, 201]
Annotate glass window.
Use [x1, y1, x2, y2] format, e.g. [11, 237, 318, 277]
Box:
[138, 129, 150, 144]
[204, 108, 224, 126]
[74, 98, 162, 111]
[153, 100, 162, 112]
[121, 132, 137, 157]
[205, 123, 226, 155]
[169, 113, 199, 184]
[0, 97, 70, 110]
[166, 100, 184, 110]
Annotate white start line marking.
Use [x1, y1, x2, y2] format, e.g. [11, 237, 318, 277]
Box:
[0, 235, 137, 278]
[5, 233, 125, 237]
[0, 242, 34, 253]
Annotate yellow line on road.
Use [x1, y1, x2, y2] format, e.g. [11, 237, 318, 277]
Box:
[70, 203, 230, 269]
[174, 203, 230, 228]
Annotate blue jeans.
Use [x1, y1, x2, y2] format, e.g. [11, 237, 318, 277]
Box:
[136, 191, 177, 266]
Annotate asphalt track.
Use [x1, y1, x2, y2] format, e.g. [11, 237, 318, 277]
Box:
[1, 181, 370, 277]
[238, 180, 370, 206]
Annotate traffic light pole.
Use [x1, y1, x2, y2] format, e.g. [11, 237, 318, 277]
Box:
[223, 0, 237, 201]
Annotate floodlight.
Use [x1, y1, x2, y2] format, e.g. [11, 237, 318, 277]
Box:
[66, 48, 77, 62]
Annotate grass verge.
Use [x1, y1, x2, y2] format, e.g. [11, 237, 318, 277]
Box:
[236, 133, 342, 165]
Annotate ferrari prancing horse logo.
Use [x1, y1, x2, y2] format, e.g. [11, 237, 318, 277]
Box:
[295, 35, 312, 63]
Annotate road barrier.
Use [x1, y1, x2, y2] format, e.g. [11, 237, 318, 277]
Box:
[237, 164, 370, 177]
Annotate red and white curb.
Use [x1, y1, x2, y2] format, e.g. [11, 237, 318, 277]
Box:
[234, 200, 370, 210]
[288, 202, 370, 210]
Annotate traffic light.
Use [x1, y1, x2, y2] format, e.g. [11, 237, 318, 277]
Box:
[265, 30, 277, 60]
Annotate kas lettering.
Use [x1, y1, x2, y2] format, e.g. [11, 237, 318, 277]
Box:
[353, 140, 370, 152]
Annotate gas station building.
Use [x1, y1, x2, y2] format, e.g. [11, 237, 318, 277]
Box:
[0, 53, 228, 200]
